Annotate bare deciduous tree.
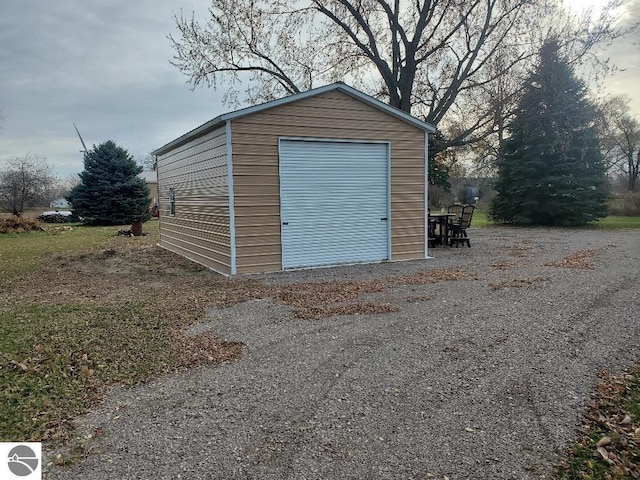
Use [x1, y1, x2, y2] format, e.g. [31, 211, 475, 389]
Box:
[135, 152, 157, 171]
[170, 0, 629, 151]
[597, 95, 640, 191]
[0, 154, 57, 216]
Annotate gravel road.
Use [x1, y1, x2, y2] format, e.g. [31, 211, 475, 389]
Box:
[44, 227, 640, 480]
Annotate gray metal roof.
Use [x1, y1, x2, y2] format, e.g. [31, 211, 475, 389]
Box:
[152, 82, 436, 156]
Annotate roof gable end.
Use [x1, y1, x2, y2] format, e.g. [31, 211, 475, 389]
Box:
[153, 83, 435, 156]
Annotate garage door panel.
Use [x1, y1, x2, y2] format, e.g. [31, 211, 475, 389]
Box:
[279, 140, 389, 269]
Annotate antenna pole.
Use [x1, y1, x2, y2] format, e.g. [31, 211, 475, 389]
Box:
[73, 122, 88, 153]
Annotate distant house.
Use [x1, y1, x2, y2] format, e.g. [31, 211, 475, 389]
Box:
[138, 170, 158, 205]
[50, 198, 69, 209]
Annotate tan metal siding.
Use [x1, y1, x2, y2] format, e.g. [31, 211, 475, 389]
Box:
[232, 90, 425, 274]
[157, 126, 231, 275]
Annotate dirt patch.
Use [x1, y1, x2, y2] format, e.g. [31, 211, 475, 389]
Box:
[5, 244, 239, 308]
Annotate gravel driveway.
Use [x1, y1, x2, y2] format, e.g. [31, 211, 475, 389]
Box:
[44, 226, 640, 480]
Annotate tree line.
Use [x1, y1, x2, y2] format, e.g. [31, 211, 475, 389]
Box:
[0, 143, 150, 225]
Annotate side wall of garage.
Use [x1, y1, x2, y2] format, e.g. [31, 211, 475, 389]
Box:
[231, 90, 425, 274]
[156, 126, 232, 275]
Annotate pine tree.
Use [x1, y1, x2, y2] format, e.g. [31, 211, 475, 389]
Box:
[490, 39, 608, 226]
[67, 141, 150, 225]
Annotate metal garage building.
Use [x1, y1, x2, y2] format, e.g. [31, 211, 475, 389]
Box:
[152, 83, 435, 275]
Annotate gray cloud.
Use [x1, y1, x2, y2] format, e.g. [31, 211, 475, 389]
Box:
[597, 0, 640, 112]
[0, 0, 223, 177]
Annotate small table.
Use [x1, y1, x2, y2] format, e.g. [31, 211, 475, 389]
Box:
[428, 213, 456, 246]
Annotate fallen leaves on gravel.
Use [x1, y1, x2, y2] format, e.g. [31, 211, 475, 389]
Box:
[501, 241, 538, 257]
[174, 333, 244, 367]
[226, 268, 467, 319]
[404, 295, 434, 303]
[390, 268, 467, 285]
[273, 280, 386, 307]
[545, 249, 599, 269]
[489, 277, 547, 290]
[294, 302, 398, 319]
[491, 261, 523, 270]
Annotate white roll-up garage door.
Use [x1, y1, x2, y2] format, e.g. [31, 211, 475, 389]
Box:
[279, 139, 390, 269]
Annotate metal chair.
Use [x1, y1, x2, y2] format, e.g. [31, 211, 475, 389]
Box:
[448, 204, 474, 247]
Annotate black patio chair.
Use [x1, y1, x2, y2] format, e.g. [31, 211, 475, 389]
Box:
[427, 208, 438, 247]
[447, 204, 463, 222]
[448, 204, 474, 247]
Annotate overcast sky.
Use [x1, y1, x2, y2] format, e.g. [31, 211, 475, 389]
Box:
[1, 1, 638, 180]
[0, 0, 222, 179]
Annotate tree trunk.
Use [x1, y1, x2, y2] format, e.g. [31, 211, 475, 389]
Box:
[132, 220, 143, 237]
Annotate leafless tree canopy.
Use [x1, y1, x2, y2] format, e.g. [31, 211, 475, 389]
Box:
[597, 95, 640, 191]
[0, 154, 58, 216]
[170, 0, 630, 151]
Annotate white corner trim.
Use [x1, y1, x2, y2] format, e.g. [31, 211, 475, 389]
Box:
[424, 131, 429, 259]
[226, 120, 237, 275]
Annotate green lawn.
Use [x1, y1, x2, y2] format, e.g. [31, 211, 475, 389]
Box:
[471, 210, 491, 227]
[471, 210, 640, 229]
[593, 215, 640, 228]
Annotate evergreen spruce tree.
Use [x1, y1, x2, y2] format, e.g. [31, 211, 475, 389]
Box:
[490, 39, 608, 226]
[67, 141, 150, 225]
